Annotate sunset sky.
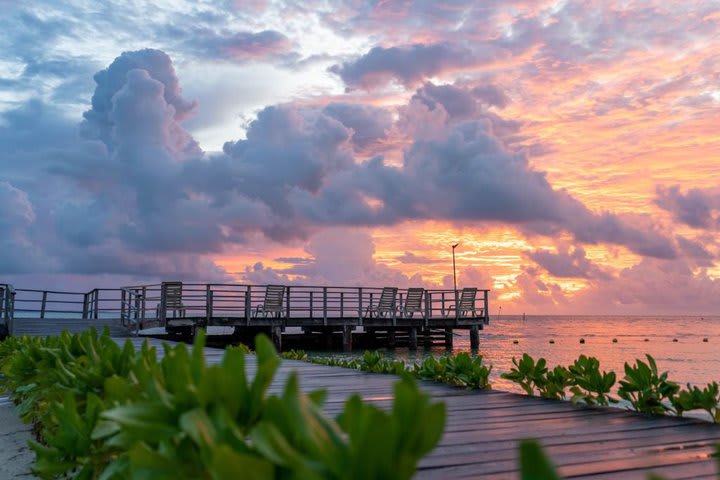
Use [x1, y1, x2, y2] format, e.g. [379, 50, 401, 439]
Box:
[2, 1, 720, 314]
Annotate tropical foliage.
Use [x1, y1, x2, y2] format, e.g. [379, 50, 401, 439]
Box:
[0, 329, 446, 479]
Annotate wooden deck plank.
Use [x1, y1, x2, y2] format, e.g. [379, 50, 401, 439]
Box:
[115, 338, 720, 479]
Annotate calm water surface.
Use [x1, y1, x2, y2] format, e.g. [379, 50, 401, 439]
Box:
[307, 315, 720, 394]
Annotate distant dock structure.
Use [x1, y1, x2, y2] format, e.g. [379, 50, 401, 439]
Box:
[0, 282, 490, 351]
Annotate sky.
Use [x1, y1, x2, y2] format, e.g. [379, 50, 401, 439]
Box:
[1, 0, 720, 314]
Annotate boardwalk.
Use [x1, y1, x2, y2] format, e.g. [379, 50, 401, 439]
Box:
[127, 337, 720, 480]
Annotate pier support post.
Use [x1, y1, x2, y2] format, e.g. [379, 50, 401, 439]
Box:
[387, 329, 396, 348]
[445, 328, 454, 349]
[409, 327, 418, 350]
[423, 328, 432, 347]
[325, 330, 334, 349]
[342, 326, 352, 352]
[271, 326, 282, 352]
[470, 325, 480, 350]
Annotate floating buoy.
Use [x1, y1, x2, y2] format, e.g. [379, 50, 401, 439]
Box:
[579, 338, 585, 344]
[549, 339, 555, 344]
[672, 338, 678, 342]
[513, 340, 519, 344]
[703, 338, 709, 342]
[644, 338, 649, 342]
[612, 338, 618, 343]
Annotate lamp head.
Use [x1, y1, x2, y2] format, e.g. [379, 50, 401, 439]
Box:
[452, 242, 460, 249]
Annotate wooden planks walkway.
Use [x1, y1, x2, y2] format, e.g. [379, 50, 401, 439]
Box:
[124, 337, 720, 479]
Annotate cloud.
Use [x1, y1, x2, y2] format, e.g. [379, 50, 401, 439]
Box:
[183, 81, 677, 259]
[527, 246, 610, 279]
[676, 236, 715, 265]
[573, 258, 720, 315]
[243, 229, 425, 287]
[81, 49, 198, 149]
[655, 185, 720, 230]
[329, 42, 488, 90]
[322, 103, 393, 151]
[0, 47, 684, 299]
[397, 252, 435, 264]
[184, 29, 293, 61]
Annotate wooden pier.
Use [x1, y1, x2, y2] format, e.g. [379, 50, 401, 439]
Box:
[0, 282, 490, 351]
[129, 336, 720, 479]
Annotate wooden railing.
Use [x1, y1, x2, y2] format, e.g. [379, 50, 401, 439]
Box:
[120, 283, 490, 328]
[0, 282, 491, 333]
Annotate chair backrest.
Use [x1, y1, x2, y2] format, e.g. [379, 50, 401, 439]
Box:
[162, 281, 183, 308]
[404, 288, 424, 312]
[377, 287, 398, 311]
[458, 287, 478, 309]
[263, 285, 286, 312]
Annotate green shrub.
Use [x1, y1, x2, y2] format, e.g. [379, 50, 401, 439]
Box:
[1, 330, 446, 479]
[672, 382, 720, 422]
[568, 355, 616, 406]
[618, 355, 679, 415]
[540, 366, 573, 400]
[501, 354, 549, 396]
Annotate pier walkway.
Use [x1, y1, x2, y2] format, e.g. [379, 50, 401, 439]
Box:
[0, 282, 490, 350]
[126, 337, 720, 479]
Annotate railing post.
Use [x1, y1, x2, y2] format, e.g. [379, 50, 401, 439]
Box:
[358, 287, 363, 323]
[7, 289, 15, 335]
[245, 285, 251, 326]
[454, 289, 459, 321]
[40, 291, 47, 319]
[133, 289, 140, 321]
[323, 287, 327, 326]
[82, 292, 90, 319]
[286, 286, 291, 320]
[120, 289, 126, 323]
[425, 292, 431, 327]
[441, 292, 446, 317]
[93, 289, 100, 319]
[340, 292, 344, 318]
[484, 290, 489, 324]
[141, 287, 147, 324]
[206, 288, 213, 329]
[309, 291, 314, 319]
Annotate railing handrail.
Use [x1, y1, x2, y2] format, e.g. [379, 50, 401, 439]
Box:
[2, 282, 491, 328]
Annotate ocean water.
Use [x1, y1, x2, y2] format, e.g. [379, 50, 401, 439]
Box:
[307, 315, 720, 394]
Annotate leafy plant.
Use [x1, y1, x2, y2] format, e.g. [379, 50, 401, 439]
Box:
[1, 330, 446, 479]
[519, 439, 561, 480]
[539, 366, 573, 400]
[501, 354, 549, 396]
[618, 355, 679, 415]
[442, 353, 492, 390]
[568, 355, 617, 406]
[358, 350, 408, 374]
[672, 382, 720, 422]
[281, 349, 308, 361]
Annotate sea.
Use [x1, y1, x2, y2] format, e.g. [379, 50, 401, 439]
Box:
[305, 315, 720, 395]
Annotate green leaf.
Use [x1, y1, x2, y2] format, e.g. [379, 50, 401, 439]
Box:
[519, 439, 561, 480]
[209, 444, 274, 480]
